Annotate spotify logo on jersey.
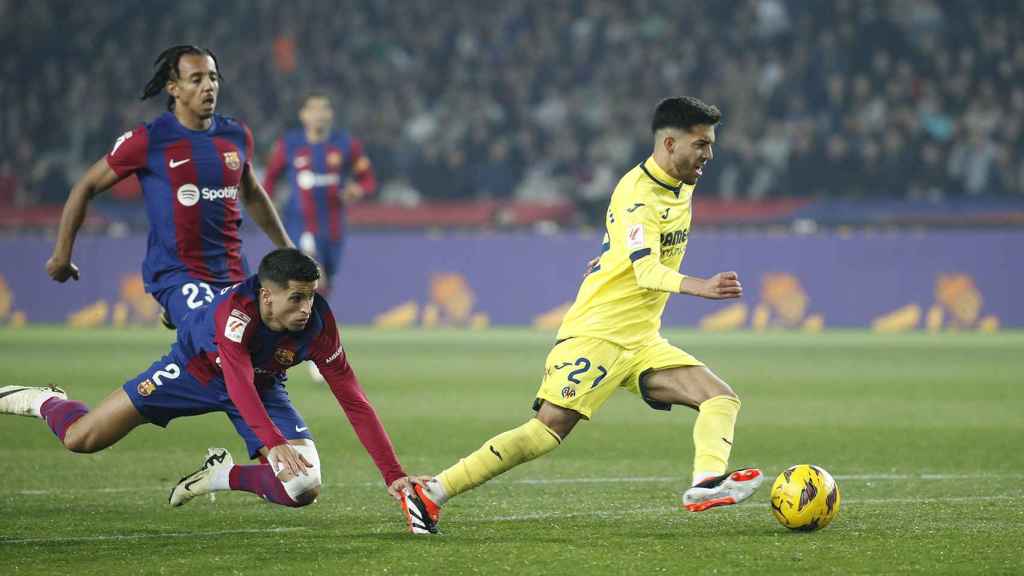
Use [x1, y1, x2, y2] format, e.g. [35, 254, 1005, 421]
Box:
[176, 184, 238, 206]
[177, 184, 200, 207]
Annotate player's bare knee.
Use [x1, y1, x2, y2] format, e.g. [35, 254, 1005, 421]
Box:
[535, 402, 580, 440]
[63, 425, 101, 453]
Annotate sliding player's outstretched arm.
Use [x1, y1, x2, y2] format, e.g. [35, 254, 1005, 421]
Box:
[311, 303, 427, 500]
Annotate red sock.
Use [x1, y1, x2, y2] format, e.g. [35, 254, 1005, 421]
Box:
[228, 465, 300, 507]
[39, 398, 89, 444]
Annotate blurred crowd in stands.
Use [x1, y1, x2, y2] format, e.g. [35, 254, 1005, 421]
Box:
[2, 0, 1022, 220]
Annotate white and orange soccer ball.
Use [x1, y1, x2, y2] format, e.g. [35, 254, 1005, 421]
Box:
[769, 464, 841, 531]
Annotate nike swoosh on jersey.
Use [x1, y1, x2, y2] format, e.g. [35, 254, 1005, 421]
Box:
[295, 425, 309, 433]
[169, 158, 191, 168]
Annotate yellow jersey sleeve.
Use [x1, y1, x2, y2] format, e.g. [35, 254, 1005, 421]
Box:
[619, 199, 686, 293]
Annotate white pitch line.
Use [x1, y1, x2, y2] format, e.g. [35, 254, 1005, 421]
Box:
[0, 527, 307, 545]
[9, 472, 1024, 497]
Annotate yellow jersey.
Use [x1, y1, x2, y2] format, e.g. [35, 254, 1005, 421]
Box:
[557, 157, 694, 349]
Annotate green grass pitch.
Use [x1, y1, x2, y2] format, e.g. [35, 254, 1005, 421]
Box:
[1, 327, 1022, 575]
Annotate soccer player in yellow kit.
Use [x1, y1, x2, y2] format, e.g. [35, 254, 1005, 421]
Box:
[399, 97, 763, 534]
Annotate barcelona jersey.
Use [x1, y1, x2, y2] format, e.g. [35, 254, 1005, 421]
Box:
[263, 129, 376, 244]
[106, 112, 253, 294]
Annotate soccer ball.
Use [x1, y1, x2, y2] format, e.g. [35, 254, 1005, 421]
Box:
[769, 464, 841, 531]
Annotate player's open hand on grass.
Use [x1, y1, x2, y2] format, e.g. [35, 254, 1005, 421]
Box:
[683, 271, 742, 300]
[268, 444, 314, 480]
[387, 475, 433, 501]
[46, 256, 80, 282]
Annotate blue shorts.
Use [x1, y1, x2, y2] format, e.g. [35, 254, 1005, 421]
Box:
[152, 279, 238, 328]
[123, 351, 312, 459]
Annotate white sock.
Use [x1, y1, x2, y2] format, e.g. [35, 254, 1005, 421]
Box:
[692, 470, 720, 487]
[30, 391, 63, 419]
[210, 465, 233, 491]
[422, 477, 449, 506]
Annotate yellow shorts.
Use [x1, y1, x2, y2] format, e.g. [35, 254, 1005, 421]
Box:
[533, 336, 704, 419]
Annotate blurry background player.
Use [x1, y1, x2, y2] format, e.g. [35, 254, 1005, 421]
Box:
[2, 249, 425, 514]
[263, 91, 376, 295]
[400, 97, 763, 534]
[263, 91, 376, 382]
[45, 45, 293, 329]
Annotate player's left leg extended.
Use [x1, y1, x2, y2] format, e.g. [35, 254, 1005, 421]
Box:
[0, 384, 148, 453]
[635, 343, 763, 511]
[405, 406, 568, 533]
[410, 338, 625, 532]
[429, 402, 575, 502]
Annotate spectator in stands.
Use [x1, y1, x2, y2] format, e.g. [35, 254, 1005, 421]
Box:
[1, 0, 1021, 215]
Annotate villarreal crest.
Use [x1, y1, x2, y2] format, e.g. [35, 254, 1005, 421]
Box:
[223, 151, 241, 171]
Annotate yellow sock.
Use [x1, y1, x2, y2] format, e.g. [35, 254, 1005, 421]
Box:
[437, 418, 561, 498]
[692, 395, 741, 480]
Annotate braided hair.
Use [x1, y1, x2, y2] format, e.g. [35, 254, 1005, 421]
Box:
[141, 45, 222, 111]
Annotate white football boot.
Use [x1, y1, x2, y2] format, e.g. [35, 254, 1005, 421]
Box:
[169, 448, 234, 507]
[0, 385, 66, 418]
[682, 468, 765, 512]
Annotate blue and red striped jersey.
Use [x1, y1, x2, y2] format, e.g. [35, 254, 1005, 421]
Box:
[263, 129, 376, 242]
[176, 275, 334, 392]
[106, 112, 253, 293]
[171, 274, 406, 484]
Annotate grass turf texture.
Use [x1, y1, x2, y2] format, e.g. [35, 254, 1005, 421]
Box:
[1, 327, 1021, 575]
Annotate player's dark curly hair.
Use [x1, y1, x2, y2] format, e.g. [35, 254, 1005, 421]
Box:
[651, 96, 722, 133]
[141, 45, 221, 111]
[259, 249, 321, 287]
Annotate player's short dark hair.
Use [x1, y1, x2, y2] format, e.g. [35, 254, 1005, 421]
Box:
[651, 96, 722, 134]
[141, 45, 222, 111]
[258, 249, 320, 288]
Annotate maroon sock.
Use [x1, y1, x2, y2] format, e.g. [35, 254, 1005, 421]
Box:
[228, 465, 300, 507]
[39, 398, 89, 444]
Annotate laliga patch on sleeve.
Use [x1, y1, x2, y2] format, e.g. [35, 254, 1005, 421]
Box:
[224, 309, 251, 343]
[627, 223, 645, 250]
